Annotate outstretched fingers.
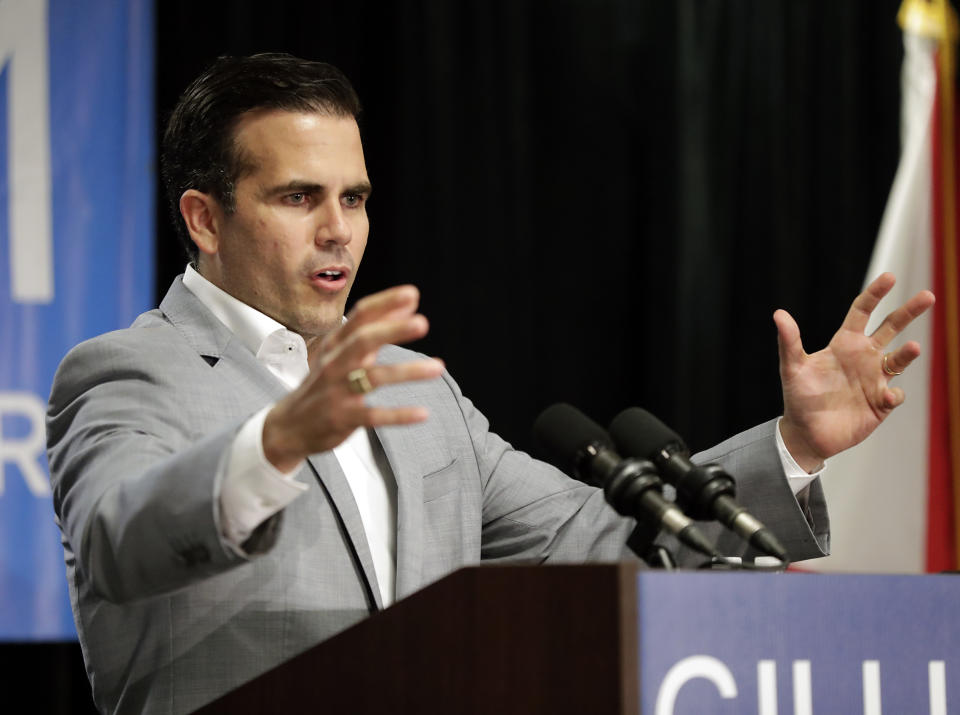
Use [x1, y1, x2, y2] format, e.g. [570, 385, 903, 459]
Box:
[347, 284, 421, 324]
[882, 385, 906, 411]
[333, 359, 445, 430]
[880, 340, 922, 376]
[264, 285, 445, 467]
[327, 315, 431, 373]
[774, 309, 806, 375]
[362, 404, 433, 428]
[869, 290, 936, 349]
[321, 285, 422, 355]
[317, 288, 444, 422]
[840, 272, 897, 334]
[361, 358, 446, 393]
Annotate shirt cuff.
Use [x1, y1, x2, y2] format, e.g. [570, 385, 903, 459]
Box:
[219, 405, 308, 550]
[775, 417, 825, 495]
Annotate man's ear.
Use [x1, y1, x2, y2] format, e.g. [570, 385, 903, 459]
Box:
[179, 189, 222, 256]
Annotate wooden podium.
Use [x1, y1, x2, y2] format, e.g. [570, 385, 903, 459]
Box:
[197, 564, 960, 714]
[197, 563, 640, 714]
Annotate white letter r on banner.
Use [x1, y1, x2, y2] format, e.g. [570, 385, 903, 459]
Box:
[0, 392, 50, 497]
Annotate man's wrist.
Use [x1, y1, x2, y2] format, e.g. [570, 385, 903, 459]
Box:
[778, 417, 825, 474]
[219, 407, 307, 550]
[262, 403, 308, 473]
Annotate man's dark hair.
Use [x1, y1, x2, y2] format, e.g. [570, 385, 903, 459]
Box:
[160, 53, 362, 263]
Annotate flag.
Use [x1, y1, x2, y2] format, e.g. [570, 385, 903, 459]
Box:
[806, 0, 959, 573]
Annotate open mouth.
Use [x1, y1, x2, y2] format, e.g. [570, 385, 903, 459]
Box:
[311, 267, 349, 292]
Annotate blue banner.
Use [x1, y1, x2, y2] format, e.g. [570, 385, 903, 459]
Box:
[0, 0, 154, 639]
[639, 572, 960, 714]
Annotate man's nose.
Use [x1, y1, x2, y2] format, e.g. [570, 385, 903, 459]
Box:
[315, 199, 351, 246]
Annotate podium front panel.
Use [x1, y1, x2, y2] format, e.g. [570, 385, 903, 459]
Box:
[638, 572, 960, 714]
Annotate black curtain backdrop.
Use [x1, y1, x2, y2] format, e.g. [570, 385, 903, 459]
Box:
[153, 0, 902, 454]
[13, 1, 905, 711]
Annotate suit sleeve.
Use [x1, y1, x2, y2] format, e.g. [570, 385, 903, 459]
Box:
[46, 334, 279, 604]
[440, 371, 829, 565]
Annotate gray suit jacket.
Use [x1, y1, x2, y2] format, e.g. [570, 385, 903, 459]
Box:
[47, 277, 829, 714]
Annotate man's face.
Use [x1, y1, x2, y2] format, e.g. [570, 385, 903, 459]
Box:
[200, 110, 370, 342]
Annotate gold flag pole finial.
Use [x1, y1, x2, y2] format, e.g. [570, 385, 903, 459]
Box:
[899, 0, 959, 39]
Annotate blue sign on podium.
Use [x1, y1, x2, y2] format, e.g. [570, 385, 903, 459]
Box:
[639, 572, 957, 714]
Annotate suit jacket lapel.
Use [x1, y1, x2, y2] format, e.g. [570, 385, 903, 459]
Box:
[370, 378, 425, 600]
[160, 276, 286, 404]
[159, 277, 237, 367]
[159, 276, 384, 610]
[305, 451, 383, 610]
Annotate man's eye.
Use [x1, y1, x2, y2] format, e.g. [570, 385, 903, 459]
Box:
[286, 192, 307, 204]
[343, 193, 364, 208]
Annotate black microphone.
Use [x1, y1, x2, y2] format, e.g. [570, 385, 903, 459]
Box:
[532, 403, 719, 560]
[608, 407, 789, 563]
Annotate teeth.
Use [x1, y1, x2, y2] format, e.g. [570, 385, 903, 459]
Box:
[318, 271, 342, 278]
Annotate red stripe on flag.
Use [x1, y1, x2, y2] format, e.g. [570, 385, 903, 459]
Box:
[927, 46, 960, 572]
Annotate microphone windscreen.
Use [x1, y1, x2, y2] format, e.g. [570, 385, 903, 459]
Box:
[532, 403, 612, 472]
[608, 407, 687, 459]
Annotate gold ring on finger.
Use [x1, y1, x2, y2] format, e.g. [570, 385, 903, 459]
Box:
[882, 353, 903, 377]
[347, 367, 374, 394]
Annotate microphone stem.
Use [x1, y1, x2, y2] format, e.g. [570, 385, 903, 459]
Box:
[713, 494, 789, 562]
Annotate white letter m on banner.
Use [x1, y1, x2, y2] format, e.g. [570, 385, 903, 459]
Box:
[0, 0, 53, 304]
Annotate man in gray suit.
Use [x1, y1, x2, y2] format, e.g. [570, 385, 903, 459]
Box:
[47, 54, 934, 714]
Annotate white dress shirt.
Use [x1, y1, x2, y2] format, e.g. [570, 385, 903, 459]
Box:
[182, 265, 397, 606]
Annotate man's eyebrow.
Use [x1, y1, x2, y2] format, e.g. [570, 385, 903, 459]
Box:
[265, 181, 325, 197]
[262, 180, 372, 198]
[345, 181, 372, 197]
